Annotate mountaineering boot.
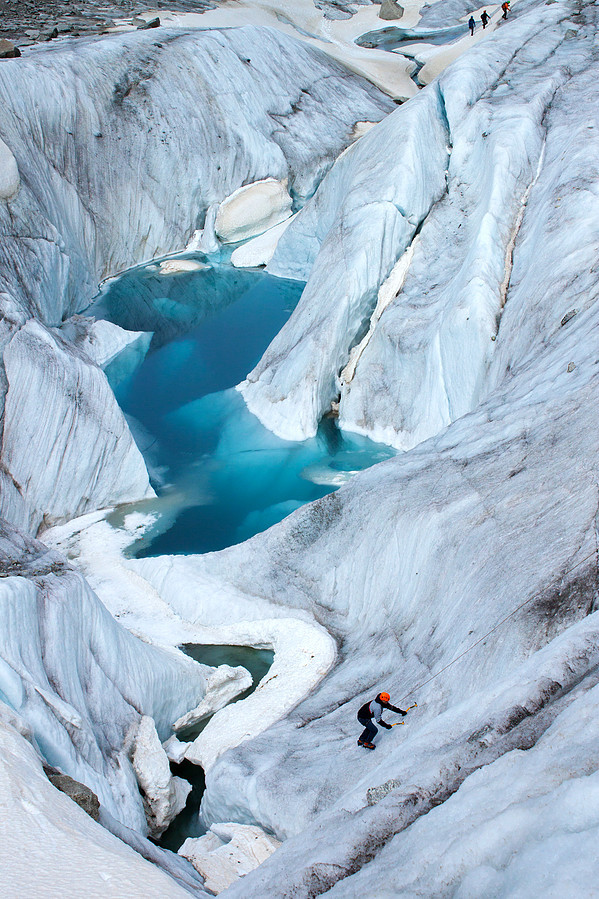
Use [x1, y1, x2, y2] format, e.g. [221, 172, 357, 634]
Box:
[361, 741, 376, 750]
[357, 739, 364, 745]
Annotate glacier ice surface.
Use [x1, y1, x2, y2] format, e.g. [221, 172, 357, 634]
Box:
[1, 2, 599, 896]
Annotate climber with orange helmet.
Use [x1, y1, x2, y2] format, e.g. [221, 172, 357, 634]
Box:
[357, 692, 409, 750]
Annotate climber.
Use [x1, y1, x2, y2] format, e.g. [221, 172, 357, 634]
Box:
[468, 15, 476, 35]
[357, 692, 408, 750]
[481, 9, 490, 28]
[501, 1, 510, 18]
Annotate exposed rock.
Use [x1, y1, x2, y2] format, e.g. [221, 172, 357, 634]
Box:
[379, 0, 405, 20]
[561, 308, 578, 326]
[179, 823, 281, 894]
[0, 519, 209, 832]
[1, 716, 204, 898]
[137, 17, 160, 30]
[48, 773, 101, 821]
[0, 39, 20, 59]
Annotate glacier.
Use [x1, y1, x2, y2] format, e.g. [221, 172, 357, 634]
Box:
[1, 0, 599, 895]
[0, 23, 394, 531]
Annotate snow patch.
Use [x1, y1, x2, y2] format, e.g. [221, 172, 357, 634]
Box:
[179, 822, 281, 894]
[215, 179, 293, 244]
[0, 713, 201, 898]
[44, 512, 336, 776]
[159, 259, 211, 274]
[173, 664, 253, 733]
[131, 715, 191, 838]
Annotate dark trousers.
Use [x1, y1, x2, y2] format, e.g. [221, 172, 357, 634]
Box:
[358, 716, 378, 743]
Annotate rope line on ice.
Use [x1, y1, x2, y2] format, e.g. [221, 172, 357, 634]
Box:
[398, 546, 599, 704]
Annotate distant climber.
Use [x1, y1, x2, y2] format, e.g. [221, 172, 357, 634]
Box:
[481, 9, 490, 28]
[357, 692, 408, 749]
[468, 15, 476, 35]
[501, 1, 510, 18]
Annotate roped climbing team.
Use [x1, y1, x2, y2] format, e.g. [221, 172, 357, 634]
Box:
[469, 3, 509, 35]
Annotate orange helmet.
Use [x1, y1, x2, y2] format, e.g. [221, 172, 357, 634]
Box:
[379, 692, 390, 702]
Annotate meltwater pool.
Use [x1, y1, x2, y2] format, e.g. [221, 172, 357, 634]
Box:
[89, 254, 395, 556]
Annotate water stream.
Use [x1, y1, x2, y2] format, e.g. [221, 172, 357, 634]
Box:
[158, 643, 274, 853]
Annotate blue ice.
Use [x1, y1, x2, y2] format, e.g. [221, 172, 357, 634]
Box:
[89, 255, 396, 556]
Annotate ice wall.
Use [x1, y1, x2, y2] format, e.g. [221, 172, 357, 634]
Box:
[0, 519, 210, 831]
[0, 316, 154, 533]
[241, 84, 450, 439]
[242, 0, 582, 447]
[0, 26, 394, 534]
[0, 26, 394, 327]
[0, 713, 209, 898]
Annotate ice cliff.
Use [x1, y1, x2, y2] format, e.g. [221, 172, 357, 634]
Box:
[0, 517, 211, 838]
[242, 0, 586, 448]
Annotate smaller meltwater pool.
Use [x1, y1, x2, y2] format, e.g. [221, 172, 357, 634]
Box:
[157, 643, 274, 853]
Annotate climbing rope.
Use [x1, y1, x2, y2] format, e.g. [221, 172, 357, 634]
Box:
[398, 546, 598, 704]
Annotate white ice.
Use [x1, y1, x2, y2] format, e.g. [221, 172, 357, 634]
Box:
[159, 258, 211, 274]
[0, 318, 154, 533]
[215, 178, 293, 244]
[0, 521, 212, 834]
[131, 715, 192, 837]
[179, 822, 281, 894]
[0, 137, 19, 199]
[153, 0, 425, 101]
[60, 317, 152, 371]
[231, 213, 299, 268]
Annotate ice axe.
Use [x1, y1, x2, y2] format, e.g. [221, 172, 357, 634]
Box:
[391, 702, 417, 726]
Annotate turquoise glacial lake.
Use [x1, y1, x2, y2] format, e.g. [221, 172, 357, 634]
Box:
[89, 255, 395, 556]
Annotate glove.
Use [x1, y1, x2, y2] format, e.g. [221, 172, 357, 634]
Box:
[381, 721, 392, 729]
